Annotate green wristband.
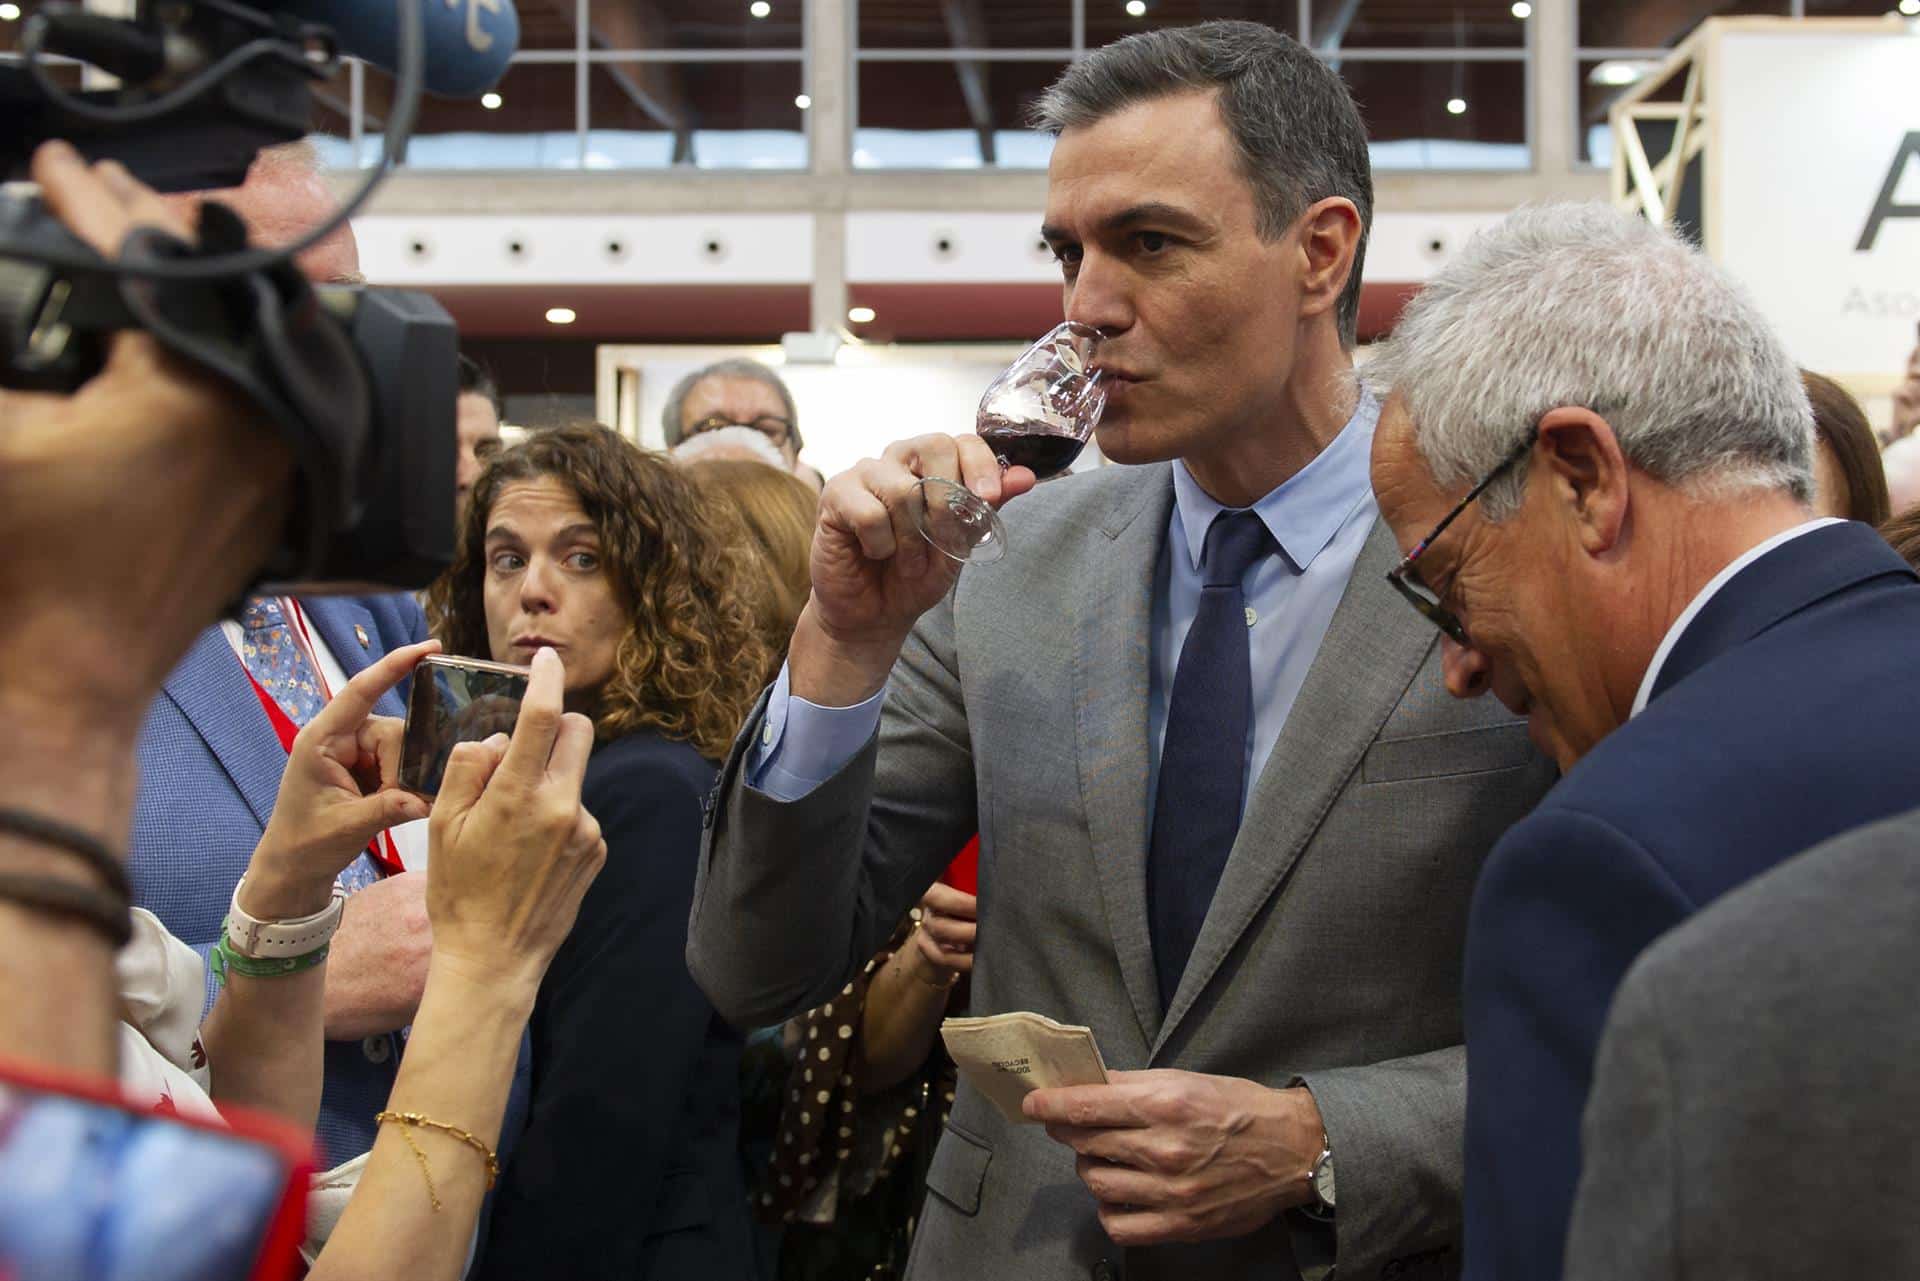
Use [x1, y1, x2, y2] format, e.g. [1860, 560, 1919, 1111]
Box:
[210, 927, 330, 984]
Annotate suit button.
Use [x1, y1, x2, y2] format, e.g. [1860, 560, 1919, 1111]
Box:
[362, 1035, 392, 1064]
[1092, 1260, 1117, 1281]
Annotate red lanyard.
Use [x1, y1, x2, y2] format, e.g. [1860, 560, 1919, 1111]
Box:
[240, 599, 407, 876]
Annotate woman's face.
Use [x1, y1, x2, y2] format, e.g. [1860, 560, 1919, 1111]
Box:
[481, 476, 624, 702]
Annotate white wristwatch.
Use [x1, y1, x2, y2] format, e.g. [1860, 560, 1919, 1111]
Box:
[225, 877, 348, 958]
[1307, 1133, 1337, 1212]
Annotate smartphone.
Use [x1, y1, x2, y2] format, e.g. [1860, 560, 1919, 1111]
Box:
[0, 1053, 313, 1281]
[399, 654, 532, 797]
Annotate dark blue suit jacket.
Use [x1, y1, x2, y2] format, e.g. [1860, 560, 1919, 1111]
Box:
[1462, 521, 1920, 1281]
[474, 731, 754, 1281]
[130, 595, 436, 1164]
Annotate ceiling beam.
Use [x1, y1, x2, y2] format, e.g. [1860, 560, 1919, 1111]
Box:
[1311, 0, 1365, 60]
[561, 0, 695, 162]
[940, 0, 996, 165]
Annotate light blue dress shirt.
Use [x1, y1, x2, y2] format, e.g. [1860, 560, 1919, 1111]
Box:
[751, 391, 1382, 807]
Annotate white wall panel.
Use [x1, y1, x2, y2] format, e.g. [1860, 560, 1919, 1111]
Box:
[350, 214, 816, 285]
[844, 210, 1509, 285]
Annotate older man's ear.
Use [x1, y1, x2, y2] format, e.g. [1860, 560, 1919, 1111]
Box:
[1536, 408, 1632, 557]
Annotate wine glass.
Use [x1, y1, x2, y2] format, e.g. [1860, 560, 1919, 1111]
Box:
[911, 321, 1107, 565]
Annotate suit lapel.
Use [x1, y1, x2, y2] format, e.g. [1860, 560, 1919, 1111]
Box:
[1073, 464, 1176, 1048]
[1154, 517, 1438, 1056]
[161, 625, 288, 830]
[301, 597, 408, 718]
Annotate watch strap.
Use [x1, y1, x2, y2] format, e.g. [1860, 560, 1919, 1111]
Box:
[225, 876, 347, 958]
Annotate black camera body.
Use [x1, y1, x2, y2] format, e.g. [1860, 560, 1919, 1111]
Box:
[0, 0, 461, 591]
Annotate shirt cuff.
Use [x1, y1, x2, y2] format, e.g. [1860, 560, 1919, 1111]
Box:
[748, 662, 885, 802]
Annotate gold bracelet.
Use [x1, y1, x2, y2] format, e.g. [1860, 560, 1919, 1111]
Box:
[375, 1109, 500, 1211]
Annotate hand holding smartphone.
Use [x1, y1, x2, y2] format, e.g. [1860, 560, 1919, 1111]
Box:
[399, 655, 532, 798]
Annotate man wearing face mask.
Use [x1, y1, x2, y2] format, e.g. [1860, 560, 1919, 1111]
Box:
[1367, 202, 1920, 1281]
[663, 357, 825, 490]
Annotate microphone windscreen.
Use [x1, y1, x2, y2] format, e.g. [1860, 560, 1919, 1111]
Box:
[273, 0, 520, 98]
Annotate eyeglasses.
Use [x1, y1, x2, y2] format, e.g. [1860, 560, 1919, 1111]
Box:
[686, 413, 794, 449]
[1385, 426, 1539, 646]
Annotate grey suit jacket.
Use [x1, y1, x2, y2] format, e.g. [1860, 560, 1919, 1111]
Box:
[1564, 806, 1920, 1281]
[690, 461, 1556, 1281]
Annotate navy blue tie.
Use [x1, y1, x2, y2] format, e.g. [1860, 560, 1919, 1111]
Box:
[1147, 509, 1275, 1011]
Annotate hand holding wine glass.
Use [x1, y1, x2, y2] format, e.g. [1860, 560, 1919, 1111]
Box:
[787, 321, 1104, 709]
[792, 433, 1039, 707]
[913, 321, 1108, 565]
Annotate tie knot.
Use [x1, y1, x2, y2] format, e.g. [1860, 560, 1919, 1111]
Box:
[1201, 510, 1273, 588]
[240, 597, 286, 633]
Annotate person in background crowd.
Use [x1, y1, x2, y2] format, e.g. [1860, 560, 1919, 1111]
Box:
[692, 23, 1557, 1281]
[677, 454, 817, 1278]
[1805, 370, 1890, 525]
[683, 460, 979, 1281]
[663, 358, 827, 490]
[1563, 804, 1920, 1281]
[684, 458, 818, 682]
[456, 354, 505, 514]
[1875, 330, 1920, 510]
[1367, 202, 1920, 1281]
[128, 138, 471, 1176]
[1892, 328, 1920, 443]
[428, 424, 770, 1281]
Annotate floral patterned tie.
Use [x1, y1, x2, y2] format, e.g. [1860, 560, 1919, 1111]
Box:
[238, 597, 325, 727]
[239, 598, 385, 894]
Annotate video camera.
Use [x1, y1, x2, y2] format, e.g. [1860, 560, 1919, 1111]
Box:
[0, 0, 519, 588]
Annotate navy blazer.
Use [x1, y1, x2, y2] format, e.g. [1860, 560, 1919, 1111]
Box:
[130, 594, 430, 1164]
[475, 731, 754, 1281]
[1461, 521, 1920, 1281]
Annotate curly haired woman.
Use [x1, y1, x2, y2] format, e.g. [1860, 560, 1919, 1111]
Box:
[428, 424, 771, 1281]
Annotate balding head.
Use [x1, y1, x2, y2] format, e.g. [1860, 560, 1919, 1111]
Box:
[162, 141, 360, 285]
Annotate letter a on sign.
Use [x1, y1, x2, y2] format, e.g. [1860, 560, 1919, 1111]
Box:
[1858, 132, 1920, 252]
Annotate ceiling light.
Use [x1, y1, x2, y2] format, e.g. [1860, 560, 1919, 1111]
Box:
[794, 93, 812, 109]
[1125, 0, 1147, 15]
[1446, 97, 1468, 115]
[749, 0, 771, 16]
[1588, 59, 1657, 87]
[545, 307, 577, 325]
[847, 306, 877, 324]
[1901, 0, 1919, 14]
[480, 91, 503, 110]
[1510, 1, 1532, 17]
[0, 4, 21, 20]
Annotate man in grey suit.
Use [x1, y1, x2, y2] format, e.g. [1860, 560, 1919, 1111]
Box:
[689, 23, 1554, 1281]
[1564, 807, 1920, 1279]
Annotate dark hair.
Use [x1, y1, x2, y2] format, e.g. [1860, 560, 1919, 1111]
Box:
[425, 423, 771, 760]
[1804, 371, 1890, 526]
[457, 353, 505, 422]
[1029, 20, 1373, 348]
[662, 358, 803, 451]
[1879, 503, 1920, 570]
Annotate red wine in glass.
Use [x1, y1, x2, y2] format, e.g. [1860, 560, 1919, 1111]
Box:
[911, 321, 1107, 564]
[978, 415, 1088, 480]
